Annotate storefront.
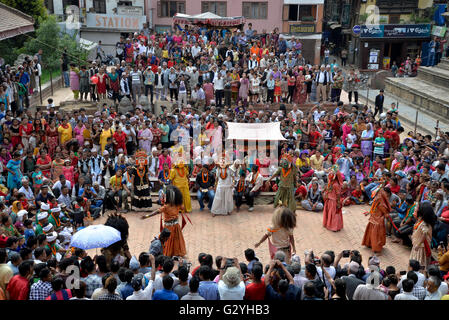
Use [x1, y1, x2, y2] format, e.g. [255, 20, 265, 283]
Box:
[359, 24, 431, 70]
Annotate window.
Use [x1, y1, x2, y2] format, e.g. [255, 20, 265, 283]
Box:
[93, 0, 106, 14]
[389, 14, 400, 24]
[118, 1, 133, 6]
[158, 1, 186, 17]
[288, 4, 314, 21]
[45, 0, 54, 13]
[242, 2, 268, 19]
[201, 1, 227, 17]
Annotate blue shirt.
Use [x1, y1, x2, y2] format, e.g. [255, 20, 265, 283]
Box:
[24, 228, 35, 241]
[198, 281, 220, 300]
[119, 283, 134, 300]
[153, 289, 179, 300]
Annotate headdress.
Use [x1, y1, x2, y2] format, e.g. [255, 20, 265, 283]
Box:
[135, 149, 148, 168]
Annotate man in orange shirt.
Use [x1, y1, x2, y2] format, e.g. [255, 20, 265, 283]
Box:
[250, 41, 261, 62]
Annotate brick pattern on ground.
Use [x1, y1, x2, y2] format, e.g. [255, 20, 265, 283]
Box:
[91, 202, 412, 270]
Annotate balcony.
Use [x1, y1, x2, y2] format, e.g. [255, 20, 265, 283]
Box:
[376, 0, 418, 14]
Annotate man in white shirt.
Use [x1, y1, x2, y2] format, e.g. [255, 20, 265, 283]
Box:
[316, 65, 329, 102]
[19, 177, 35, 203]
[425, 276, 443, 300]
[130, 65, 143, 102]
[398, 260, 426, 288]
[52, 175, 72, 198]
[213, 72, 224, 109]
[289, 104, 303, 122]
[191, 42, 201, 58]
[120, 72, 131, 99]
[217, 266, 245, 300]
[394, 279, 418, 300]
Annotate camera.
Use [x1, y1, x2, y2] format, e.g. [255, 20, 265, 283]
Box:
[226, 258, 234, 267]
[313, 257, 321, 265]
[399, 270, 407, 276]
[342, 250, 351, 258]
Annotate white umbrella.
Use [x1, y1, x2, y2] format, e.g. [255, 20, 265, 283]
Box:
[70, 225, 121, 250]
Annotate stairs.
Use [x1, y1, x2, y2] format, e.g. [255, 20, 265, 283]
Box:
[384, 60, 449, 119]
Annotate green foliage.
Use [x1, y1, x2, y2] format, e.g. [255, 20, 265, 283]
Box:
[0, 0, 48, 25]
[359, 13, 368, 23]
[18, 15, 88, 77]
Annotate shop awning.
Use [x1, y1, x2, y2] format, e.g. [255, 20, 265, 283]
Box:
[173, 12, 245, 27]
[0, 2, 34, 41]
[226, 122, 287, 141]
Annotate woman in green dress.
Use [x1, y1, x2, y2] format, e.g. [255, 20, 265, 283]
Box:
[265, 156, 297, 213]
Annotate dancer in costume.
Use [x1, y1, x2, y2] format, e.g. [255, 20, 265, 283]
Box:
[211, 159, 234, 217]
[322, 165, 344, 232]
[361, 185, 392, 254]
[170, 159, 191, 213]
[131, 150, 152, 211]
[254, 206, 297, 263]
[265, 155, 297, 213]
[141, 185, 187, 257]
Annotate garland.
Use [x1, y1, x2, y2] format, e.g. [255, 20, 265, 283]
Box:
[50, 213, 61, 227]
[237, 179, 245, 193]
[281, 167, 291, 178]
[202, 171, 209, 184]
[220, 167, 227, 180]
[163, 170, 170, 181]
[251, 172, 259, 185]
[176, 167, 185, 178]
[413, 218, 424, 230]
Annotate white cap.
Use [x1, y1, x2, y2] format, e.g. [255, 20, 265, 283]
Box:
[51, 207, 61, 213]
[17, 209, 28, 220]
[46, 231, 58, 242]
[37, 212, 48, 220]
[41, 203, 50, 211]
[103, 150, 109, 156]
[43, 224, 53, 233]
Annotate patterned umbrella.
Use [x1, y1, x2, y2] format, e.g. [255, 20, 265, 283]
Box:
[70, 225, 121, 250]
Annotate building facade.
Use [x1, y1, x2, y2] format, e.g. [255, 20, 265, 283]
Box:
[46, 0, 148, 54]
[324, 0, 437, 69]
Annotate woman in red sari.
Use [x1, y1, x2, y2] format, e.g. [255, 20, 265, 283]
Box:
[96, 68, 108, 100]
[361, 185, 392, 254]
[322, 165, 344, 232]
[46, 119, 59, 158]
[113, 126, 127, 155]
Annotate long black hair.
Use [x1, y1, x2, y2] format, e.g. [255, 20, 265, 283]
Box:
[165, 185, 184, 206]
[417, 201, 437, 227]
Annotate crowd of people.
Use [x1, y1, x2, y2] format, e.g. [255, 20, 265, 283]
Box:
[0, 22, 448, 301]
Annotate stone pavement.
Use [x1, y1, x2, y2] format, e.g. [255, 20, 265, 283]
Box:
[91, 202, 412, 271]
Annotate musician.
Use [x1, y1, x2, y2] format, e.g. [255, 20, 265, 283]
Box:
[234, 172, 247, 212]
[157, 162, 171, 205]
[245, 165, 264, 212]
[195, 166, 215, 211]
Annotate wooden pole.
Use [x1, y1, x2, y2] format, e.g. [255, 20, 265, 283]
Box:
[39, 75, 42, 105]
[436, 119, 439, 137]
[50, 69, 53, 96]
[414, 110, 418, 135]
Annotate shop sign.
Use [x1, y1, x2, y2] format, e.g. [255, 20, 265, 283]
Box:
[361, 24, 431, 38]
[289, 24, 315, 34]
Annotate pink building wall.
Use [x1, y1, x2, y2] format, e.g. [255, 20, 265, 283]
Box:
[149, 0, 283, 33]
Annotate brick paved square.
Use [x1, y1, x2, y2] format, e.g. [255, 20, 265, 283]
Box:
[91, 202, 412, 270]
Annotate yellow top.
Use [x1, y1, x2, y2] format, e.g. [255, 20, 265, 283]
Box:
[100, 127, 114, 152]
[58, 123, 72, 145]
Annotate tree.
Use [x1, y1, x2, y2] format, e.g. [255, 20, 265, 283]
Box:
[18, 15, 89, 70]
[1, 0, 48, 25]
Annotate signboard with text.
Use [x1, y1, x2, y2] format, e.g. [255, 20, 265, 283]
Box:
[361, 24, 431, 39]
[289, 24, 316, 34]
[85, 13, 146, 30]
